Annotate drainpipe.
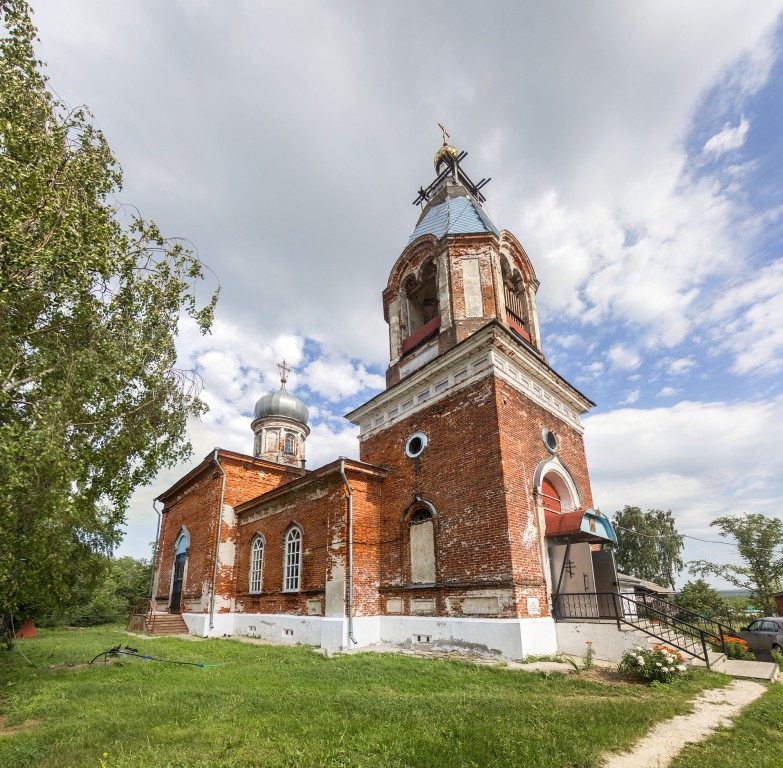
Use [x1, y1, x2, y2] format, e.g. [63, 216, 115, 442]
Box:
[339, 457, 357, 645]
[149, 499, 162, 600]
[209, 449, 227, 632]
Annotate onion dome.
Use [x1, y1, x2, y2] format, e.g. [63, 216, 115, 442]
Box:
[434, 142, 458, 172]
[254, 384, 309, 425]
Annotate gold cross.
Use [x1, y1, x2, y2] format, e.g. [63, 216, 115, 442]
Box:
[277, 359, 291, 385]
[438, 122, 450, 145]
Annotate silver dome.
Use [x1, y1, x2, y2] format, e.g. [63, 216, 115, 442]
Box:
[253, 385, 309, 425]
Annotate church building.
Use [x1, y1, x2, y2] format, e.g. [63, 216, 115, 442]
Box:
[150, 134, 619, 659]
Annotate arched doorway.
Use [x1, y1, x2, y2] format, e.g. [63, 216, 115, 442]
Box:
[170, 530, 189, 613]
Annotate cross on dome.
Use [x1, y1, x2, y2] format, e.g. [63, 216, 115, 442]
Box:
[277, 359, 291, 386]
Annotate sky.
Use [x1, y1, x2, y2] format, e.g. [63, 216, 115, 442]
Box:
[27, 1, 783, 587]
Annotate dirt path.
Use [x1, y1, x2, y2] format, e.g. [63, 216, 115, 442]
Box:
[601, 679, 767, 768]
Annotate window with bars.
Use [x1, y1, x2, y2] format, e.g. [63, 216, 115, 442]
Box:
[249, 536, 264, 594]
[284, 527, 302, 591]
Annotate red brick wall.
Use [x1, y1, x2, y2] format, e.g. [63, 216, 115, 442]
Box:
[359, 371, 595, 619]
[233, 467, 385, 617]
[154, 453, 300, 612]
[494, 377, 595, 613]
[360, 377, 519, 616]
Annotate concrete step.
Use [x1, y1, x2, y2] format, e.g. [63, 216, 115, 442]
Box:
[719, 659, 779, 681]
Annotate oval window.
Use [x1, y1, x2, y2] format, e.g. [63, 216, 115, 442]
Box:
[542, 429, 558, 454]
[405, 432, 428, 458]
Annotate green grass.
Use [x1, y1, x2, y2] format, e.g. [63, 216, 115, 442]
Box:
[671, 682, 783, 768]
[0, 625, 729, 768]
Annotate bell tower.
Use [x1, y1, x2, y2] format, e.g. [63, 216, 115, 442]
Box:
[383, 132, 543, 387]
[347, 131, 609, 638]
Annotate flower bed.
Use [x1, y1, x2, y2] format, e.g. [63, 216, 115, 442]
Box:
[618, 645, 689, 684]
[714, 634, 755, 660]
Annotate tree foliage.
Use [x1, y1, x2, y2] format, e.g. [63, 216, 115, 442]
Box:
[675, 578, 727, 618]
[612, 506, 684, 591]
[0, 0, 218, 632]
[690, 513, 783, 615]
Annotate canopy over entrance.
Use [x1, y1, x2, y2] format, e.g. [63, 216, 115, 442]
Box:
[544, 508, 617, 544]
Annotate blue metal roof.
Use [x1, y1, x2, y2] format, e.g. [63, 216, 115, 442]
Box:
[408, 195, 499, 244]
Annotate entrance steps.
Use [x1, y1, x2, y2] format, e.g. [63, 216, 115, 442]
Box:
[127, 612, 189, 635]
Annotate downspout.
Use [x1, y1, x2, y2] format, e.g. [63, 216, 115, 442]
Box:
[149, 499, 162, 599]
[339, 457, 357, 645]
[209, 449, 227, 632]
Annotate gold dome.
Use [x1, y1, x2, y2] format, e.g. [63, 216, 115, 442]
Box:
[434, 142, 458, 171]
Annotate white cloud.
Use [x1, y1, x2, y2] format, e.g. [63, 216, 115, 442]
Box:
[711, 259, 783, 375]
[703, 116, 750, 156]
[585, 397, 783, 577]
[303, 358, 385, 403]
[657, 386, 681, 397]
[607, 344, 641, 372]
[621, 389, 641, 405]
[666, 357, 697, 376]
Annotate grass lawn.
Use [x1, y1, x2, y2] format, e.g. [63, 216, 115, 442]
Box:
[0, 625, 730, 768]
[671, 681, 783, 768]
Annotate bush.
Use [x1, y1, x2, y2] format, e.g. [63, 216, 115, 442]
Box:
[618, 645, 689, 683]
[715, 635, 755, 660]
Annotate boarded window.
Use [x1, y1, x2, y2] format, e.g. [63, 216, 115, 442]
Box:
[410, 510, 436, 584]
[541, 478, 562, 514]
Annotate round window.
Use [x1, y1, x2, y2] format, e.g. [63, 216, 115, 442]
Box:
[542, 429, 558, 454]
[405, 432, 428, 458]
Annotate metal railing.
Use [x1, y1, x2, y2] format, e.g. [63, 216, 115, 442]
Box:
[552, 591, 739, 668]
[128, 598, 157, 634]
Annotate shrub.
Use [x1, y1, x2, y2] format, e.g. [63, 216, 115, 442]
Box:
[618, 645, 689, 684]
[714, 635, 755, 660]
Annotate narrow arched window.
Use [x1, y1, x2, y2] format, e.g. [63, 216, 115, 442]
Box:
[284, 433, 296, 455]
[284, 527, 302, 591]
[249, 536, 265, 594]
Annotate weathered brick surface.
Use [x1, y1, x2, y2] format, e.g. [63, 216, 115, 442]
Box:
[359, 369, 595, 620]
[233, 463, 386, 617]
[154, 451, 302, 613]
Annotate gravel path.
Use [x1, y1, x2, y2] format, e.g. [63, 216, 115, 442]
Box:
[601, 679, 767, 768]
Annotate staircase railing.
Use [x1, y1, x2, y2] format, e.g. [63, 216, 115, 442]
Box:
[552, 592, 739, 669]
[128, 598, 157, 634]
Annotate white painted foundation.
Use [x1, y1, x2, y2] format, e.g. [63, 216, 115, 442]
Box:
[180, 612, 559, 659]
[556, 620, 655, 662]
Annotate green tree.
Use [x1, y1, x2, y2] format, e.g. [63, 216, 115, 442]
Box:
[0, 1, 218, 643]
[612, 506, 684, 591]
[691, 513, 783, 615]
[675, 578, 727, 618]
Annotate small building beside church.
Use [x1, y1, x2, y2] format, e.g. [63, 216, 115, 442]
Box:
[151, 136, 620, 659]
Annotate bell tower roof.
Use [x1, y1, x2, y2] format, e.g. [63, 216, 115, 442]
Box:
[410, 127, 498, 244]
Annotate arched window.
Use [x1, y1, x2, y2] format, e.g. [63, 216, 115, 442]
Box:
[284, 433, 296, 455]
[405, 259, 439, 336]
[175, 531, 189, 555]
[501, 257, 531, 342]
[249, 536, 265, 594]
[409, 508, 436, 584]
[283, 527, 302, 592]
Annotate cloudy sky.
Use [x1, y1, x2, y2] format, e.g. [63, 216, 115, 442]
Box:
[29, 1, 783, 586]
